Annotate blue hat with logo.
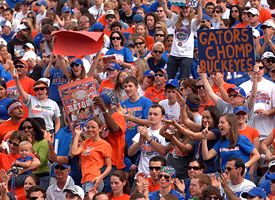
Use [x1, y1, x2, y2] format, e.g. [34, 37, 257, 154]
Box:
[71, 58, 83, 66]
[89, 22, 104, 32]
[107, 62, 123, 71]
[143, 70, 155, 77]
[36, 0, 47, 6]
[241, 187, 266, 200]
[165, 79, 179, 89]
[233, 106, 249, 114]
[227, 87, 246, 98]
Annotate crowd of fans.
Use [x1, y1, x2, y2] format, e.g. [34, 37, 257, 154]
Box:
[0, 0, 274, 199]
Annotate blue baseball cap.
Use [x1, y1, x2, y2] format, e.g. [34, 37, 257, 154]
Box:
[107, 62, 122, 71]
[233, 106, 249, 114]
[71, 59, 83, 66]
[53, 162, 70, 169]
[89, 22, 104, 32]
[165, 79, 179, 89]
[62, 6, 71, 13]
[36, 0, 47, 6]
[133, 14, 144, 23]
[241, 187, 266, 200]
[100, 93, 112, 105]
[227, 87, 246, 98]
[143, 70, 155, 77]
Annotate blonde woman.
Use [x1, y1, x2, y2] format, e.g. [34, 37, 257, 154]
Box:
[163, 0, 202, 79]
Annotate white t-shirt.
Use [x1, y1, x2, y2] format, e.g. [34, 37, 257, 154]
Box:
[170, 13, 198, 58]
[240, 78, 275, 140]
[228, 179, 256, 200]
[222, 8, 230, 19]
[88, 4, 105, 20]
[132, 127, 169, 176]
[26, 95, 61, 131]
[36, 11, 47, 26]
[159, 99, 181, 121]
[15, 11, 29, 21]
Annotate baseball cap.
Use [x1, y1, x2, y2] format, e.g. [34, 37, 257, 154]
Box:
[252, 28, 260, 38]
[160, 166, 176, 178]
[89, 22, 104, 32]
[15, 24, 29, 33]
[165, 79, 179, 89]
[269, 160, 275, 169]
[36, 0, 47, 6]
[154, 68, 167, 75]
[241, 187, 266, 200]
[71, 58, 83, 66]
[53, 163, 70, 170]
[261, 20, 275, 29]
[99, 93, 112, 105]
[107, 62, 122, 71]
[261, 52, 275, 60]
[38, 78, 50, 87]
[248, 8, 259, 16]
[233, 106, 249, 114]
[62, 6, 71, 13]
[143, 70, 155, 77]
[227, 87, 246, 98]
[14, 59, 28, 67]
[22, 51, 36, 61]
[64, 185, 84, 200]
[23, 43, 35, 50]
[133, 14, 144, 23]
[105, 10, 115, 16]
[1, 20, 11, 28]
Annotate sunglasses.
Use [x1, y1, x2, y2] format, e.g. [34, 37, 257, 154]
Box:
[155, 26, 162, 29]
[248, 14, 256, 17]
[158, 174, 171, 180]
[155, 73, 165, 77]
[54, 166, 67, 170]
[22, 126, 33, 130]
[236, 111, 247, 116]
[34, 87, 47, 92]
[106, 15, 115, 20]
[259, 66, 264, 70]
[15, 64, 25, 69]
[231, 10, 239, 13]
[196, 85, 204, 89]
[111, 36, 121, 40]
[267, 58, 275, 63]
[29, 197, 40, 200]
[229, 93, 240, 98]
[8, 140, 19, 147]
[188, 166, 201, 170]
[135, 42, 144, 46]
[205, 196, 220, 200]
[156, 10, 163, 12]
[153, 50, 163, 54]
[149, 166, 161, 171]
[213, 11, 221, 14]
[225, 166, 235, 171]
[155, 34, 165, 37]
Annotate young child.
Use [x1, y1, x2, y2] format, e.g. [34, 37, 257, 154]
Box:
[13, 141, 33, 175]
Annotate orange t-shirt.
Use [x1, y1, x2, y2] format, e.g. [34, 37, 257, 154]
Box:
[109, 194, 130, 200]
[271, 129, 275, 154]
[147, 177, 160, 192]
[0, 119, 22, 142]
[259, 6, 272, 23]
[104, 112, 126, 169]
[98, 78, 115, 94]
[144, 85, 166, 103]
[234, 22, 248, 28]
[199, 99, 216, 114]
[80, 138, 112, 183]
[145, 35, 154, 51]
[239, 126, 259, 144]
[212, 82, 236, 99]
[6, 77, 35, 119]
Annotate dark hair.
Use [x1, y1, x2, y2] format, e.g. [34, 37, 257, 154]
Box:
[150, 103, 165, 115]
[192, 173, 212, 187]
[41, 24, 54, 35]
[161, 194, 179, 200]
[186, 93, 200, 112]
[32, 117, 46, 130]
[205, 2, 215, 7]
[130, 193, 146, 200]
[41, 18, 54, 26]
[25, 174, 40, 186]
[180, 78, 197, 94]
[227, 157, 245, 175]
[18, 118, 44, 142]
[204, 106, 221, 129]
[145, 13, 158, 30]
[110, 31, 125, 47]
[189, 159, 206, 171]
[123, 76, 139, 87]
[200, 186, 224, 200]
[92, 192, 108, 200]
[110, 170, 130, 198]
[88, 116, 103, 128]
[110, 21, 122, 30]
[222, 19, 232, 28]
[214, 5, 223, 13]
[149, 156, 166, 166]
[26, 186, 46, 199]
[10, 131, 30, 143]
[0, 79, 7, 89]
[220, 114, 240, 148]
[4, 8, 13, 15]
[229, 5, 242, 25]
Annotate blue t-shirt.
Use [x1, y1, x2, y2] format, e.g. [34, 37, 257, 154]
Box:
[120, 96, 152, 148]
[0, 64, 12, 82]
[150, 0, 172, 12]
[1, 32, 15, 43]
[17, 156, 33, 174]
[149, 189, 185, 200]
[0, 97, 12, 120]
[213, 135, 254, 170]
[48, 67, 68, 102]
[106, 47, 133, 63]
[54, 126, 72, 156]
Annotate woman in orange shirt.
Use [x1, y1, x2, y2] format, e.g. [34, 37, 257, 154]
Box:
[71, 117, 112, 194]
[109, 170, 130, 200]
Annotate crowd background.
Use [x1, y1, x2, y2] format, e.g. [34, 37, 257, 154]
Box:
[0, 0, 274, 199]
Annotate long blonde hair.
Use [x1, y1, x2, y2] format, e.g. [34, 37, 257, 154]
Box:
[175, 7, 195, 30]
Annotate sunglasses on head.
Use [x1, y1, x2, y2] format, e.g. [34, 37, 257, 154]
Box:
[34, 87, 47, 92]
[188, 166, 201, 170]
[15, 64, 25, 69]
[135, 42, 144, 46]
[149, 166, 161, 171]
[111, 36, 121, 40]
[8, 140, 19, 147]
[158, 174, 171, 180]
[153, 50, 163, 54]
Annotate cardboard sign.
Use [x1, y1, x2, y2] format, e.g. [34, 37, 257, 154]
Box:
[58, 77, 98, 134]
[197, 28, 255, 74]
[170, 0, 197, 7]
[52, 31, 104, 56]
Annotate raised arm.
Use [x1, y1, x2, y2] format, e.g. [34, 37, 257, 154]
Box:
[245, 148, 260, 168]
[43, 54, 55, 78]
[56, 55, 71, 81]
[261, 130, 275, 161]
[13, 72, 29, 104]
[246, 70, 257, 110]
[70, 126, 84, 156]
[201, 73, 220, 104]
[201, 129, 217, 160]
[162, 0, 172, 19]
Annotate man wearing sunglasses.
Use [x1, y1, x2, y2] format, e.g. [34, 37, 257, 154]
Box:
[148, 166, 184, 200]
[261, 52, 275, 81]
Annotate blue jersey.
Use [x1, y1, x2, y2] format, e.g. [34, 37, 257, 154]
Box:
[149, 189, 185, 200]
[106, 47, 133, 63]
[17, 156, 33, 174]
[120, 96, 152, 147]
[54, 126, 73, 156]
[0, 97, 12, 120]
[213, 135, 254, 170]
